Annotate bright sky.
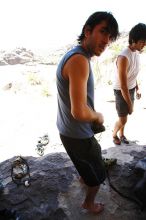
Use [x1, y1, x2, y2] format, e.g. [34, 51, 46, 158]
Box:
[0, 0, 146, 50]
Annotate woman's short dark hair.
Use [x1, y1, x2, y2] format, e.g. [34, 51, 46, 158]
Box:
[129, 23, 146, 44]
[77, 11, 119, 44]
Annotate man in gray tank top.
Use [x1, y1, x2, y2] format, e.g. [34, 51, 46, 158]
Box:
[56, 12, 119, 214]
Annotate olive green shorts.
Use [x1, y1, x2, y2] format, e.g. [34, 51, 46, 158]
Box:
[114, 87, 135, 117]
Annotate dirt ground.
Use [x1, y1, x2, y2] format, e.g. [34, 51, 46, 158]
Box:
[0, 64, 146, 163]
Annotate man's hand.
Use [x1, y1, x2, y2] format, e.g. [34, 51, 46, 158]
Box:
[128, 104, 133, 115]
[136, 90, 141, 100]
[92, 113, 105, 134]
[94, 112, 104, 125]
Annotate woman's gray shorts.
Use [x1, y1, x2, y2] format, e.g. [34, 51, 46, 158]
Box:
[60, 134, 106, 187]
[114, 87, 135, 117]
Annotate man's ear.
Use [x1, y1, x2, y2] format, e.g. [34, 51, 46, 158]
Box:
[84, 25, 91, 37]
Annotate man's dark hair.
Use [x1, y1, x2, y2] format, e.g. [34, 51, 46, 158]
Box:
[129, 23, 146, 44]
[77, 11, 119, 44]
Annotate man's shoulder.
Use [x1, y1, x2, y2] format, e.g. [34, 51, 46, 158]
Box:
[120, 47, 129, 55]
[118, 47, 131, 61]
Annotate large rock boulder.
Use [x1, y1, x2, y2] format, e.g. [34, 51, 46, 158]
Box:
[0, 48, 34, 65]
[0, 144, 146, 220]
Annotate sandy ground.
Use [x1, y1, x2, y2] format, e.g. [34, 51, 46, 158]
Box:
[0, 64, 146, 163]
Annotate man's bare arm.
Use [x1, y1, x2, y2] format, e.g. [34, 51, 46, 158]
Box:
[63, 54, 104, 124]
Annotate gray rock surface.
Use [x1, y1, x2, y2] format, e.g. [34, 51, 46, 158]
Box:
[0, 48, 34, 65]
[0, 145, 146, 220]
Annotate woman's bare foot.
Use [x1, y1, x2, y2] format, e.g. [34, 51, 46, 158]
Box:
[82, 202, 104, 214]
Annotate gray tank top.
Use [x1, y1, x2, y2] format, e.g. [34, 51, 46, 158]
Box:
[56, 45, 94, 138]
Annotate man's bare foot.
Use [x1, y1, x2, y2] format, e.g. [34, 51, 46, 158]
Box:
[82, 202, 104, 214]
